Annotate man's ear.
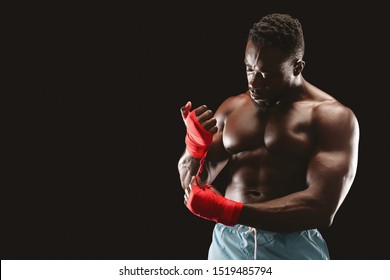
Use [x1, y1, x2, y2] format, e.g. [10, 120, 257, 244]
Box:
[293, 60, 305, 76]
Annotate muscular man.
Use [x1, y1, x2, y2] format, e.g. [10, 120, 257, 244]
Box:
[178, 13, 359, 260]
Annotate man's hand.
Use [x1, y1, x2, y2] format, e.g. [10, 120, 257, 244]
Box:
[180, 101, 218, 135]
[184, 176, 244, 227]
[180, 101, 218, 160]
[184, 176, 222, 205]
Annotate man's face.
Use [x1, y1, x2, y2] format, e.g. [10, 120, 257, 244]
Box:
[244, 39, 295, 107]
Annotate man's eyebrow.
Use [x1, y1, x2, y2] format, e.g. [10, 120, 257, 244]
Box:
[244, 62, 273, 73]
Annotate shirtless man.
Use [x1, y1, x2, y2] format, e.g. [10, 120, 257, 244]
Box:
[178, 13, 359, 260]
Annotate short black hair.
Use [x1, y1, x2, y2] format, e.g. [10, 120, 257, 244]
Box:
[249, 13, 305, 61]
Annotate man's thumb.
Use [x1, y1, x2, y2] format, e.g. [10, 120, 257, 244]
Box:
[181, 101, 192, 118]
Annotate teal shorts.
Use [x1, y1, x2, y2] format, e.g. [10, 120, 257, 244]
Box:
[208, 223, 330, 260]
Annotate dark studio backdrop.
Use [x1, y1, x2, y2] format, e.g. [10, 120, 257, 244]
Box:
[5, 1, 390, 260]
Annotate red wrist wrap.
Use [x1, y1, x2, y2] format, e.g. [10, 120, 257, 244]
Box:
[187, 184, 244, 226]
[185, 110, 213, 159]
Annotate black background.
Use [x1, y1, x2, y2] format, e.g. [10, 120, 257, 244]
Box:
[5, 1, 390, 260]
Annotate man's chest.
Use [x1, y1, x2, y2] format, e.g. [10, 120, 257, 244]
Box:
[223, 103, 314, 159]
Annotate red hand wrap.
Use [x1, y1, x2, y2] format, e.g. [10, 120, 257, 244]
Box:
[185, 110, 213, 159]
[187, 184, 244, 226]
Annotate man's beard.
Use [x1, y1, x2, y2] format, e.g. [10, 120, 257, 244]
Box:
[253, 99, 277, 112]
[251, 89, 289, 112]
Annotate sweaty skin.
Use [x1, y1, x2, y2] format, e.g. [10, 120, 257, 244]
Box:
[178, 39, 359, 232]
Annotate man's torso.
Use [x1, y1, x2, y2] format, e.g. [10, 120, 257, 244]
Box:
[221, 89, 336, 203]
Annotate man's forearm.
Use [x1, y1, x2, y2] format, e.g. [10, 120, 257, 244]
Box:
[238, 191, 332, 232]
[178, 150, 202, 190]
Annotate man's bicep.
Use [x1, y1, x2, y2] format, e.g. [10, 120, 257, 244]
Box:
[306, 149, 355, 218]
[310, 103, 359, 181]
[306, 108, 359, 217]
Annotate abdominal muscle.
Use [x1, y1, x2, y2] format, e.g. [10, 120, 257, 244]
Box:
[223, 153, 308, 204]
[225, 183, 294, 203]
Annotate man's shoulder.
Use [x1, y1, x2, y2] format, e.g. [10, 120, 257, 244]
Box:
[311, 99, 358, 132]
[304, 83, 355, 120]
[225, 91, 250, 103]
[313, 99, 354, 117]
[219, 91, 250, 111]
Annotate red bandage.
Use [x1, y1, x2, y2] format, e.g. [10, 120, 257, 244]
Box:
[185, 110, 213, 159]
[187, 184, 244, 226]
